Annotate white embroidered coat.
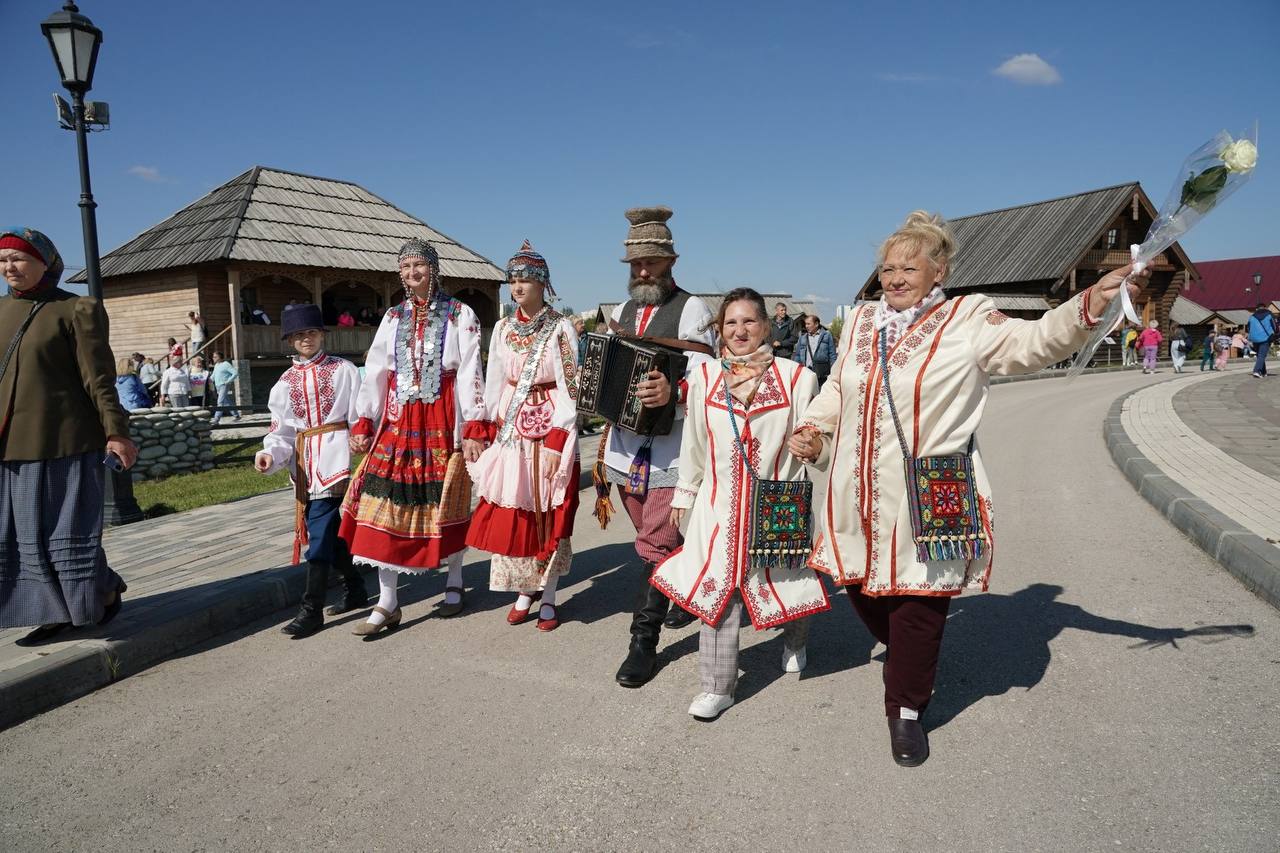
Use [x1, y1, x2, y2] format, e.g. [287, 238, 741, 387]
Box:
[651, 358, 830, 629]
[800, 289, 1100, 596]
[260, 353, 362, 499]
[353, 301, 486, 442]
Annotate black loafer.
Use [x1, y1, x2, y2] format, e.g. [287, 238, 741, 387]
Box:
[436, 585, 465, 618]
[887, 717, 929, 767]
[663, 605, 696, 629]
[615, 641, 657, 688]
[15, 622, 72, 646]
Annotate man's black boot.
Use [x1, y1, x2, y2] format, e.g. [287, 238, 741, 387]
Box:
[326, 543, 368, 616]
[615, 565, 670, 687]
[282, 561, 329, 637]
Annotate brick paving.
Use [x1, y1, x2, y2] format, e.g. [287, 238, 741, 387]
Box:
[1121, 370, 1280, 546]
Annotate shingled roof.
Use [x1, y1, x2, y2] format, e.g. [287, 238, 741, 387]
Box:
[859, 182, 1195, 296]
[71, 166, 503, 283]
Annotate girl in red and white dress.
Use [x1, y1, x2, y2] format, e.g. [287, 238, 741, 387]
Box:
[340, 239, 487, 636]
[466, 242, 580, 631]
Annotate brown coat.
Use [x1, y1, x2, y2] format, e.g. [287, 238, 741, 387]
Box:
[0, 289, 131, 462]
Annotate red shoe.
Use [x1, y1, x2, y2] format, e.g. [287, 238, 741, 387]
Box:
[506, 592, 542, 625]
[537, 604, 560, 632]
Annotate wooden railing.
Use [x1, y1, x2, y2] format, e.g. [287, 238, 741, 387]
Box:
[238, 324, 377, 357]
[1081, 249, 1172, 269]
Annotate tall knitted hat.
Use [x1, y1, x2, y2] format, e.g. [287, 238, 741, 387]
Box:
[506, 239, 554, 296]
[621, 206, 678, 262]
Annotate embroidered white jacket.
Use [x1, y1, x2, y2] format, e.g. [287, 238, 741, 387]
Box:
[260, 353, 361, 499]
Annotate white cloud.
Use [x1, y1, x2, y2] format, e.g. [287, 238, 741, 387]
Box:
[128, 165, 169, 183]
[992, 53, 1062, 85]
[803, 293, 832, 304]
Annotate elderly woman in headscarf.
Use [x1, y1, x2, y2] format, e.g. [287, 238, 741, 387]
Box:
[0, 227, 137, 644]
[788, 211, 1145, 767]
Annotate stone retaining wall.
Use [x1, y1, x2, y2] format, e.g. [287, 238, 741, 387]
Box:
[128, 406, 216, 481]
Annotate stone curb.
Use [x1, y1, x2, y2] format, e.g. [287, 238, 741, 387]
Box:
[1103, 391, 1280, 610]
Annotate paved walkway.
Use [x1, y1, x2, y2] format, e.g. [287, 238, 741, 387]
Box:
[1109, 367, 1280, 608]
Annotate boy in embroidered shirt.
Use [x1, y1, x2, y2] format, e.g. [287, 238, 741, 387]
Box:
[255, 304, 368, 638]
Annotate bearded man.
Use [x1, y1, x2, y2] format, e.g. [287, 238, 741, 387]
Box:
[597, 207, 716, 688]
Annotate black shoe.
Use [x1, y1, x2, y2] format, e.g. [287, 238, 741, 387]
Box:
[15, 622, 72, 646]
[283, 560, 329, 638]
[887, 717, 929, 767]
[663, 605, 696, 629]
[615, 640, 658, 688]
[98, 577, 128, 626]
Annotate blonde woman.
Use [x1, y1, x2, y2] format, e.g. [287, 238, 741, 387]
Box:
[789, 211, 1146, 766]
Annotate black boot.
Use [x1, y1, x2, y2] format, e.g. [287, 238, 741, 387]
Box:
[326, 543, 368, 616]
[615, 564, 670, 688]
[663, 603, 696, 629]
[282, 561, 329, 638]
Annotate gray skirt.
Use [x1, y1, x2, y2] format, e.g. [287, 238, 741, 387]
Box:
[0, 450, 122, 628]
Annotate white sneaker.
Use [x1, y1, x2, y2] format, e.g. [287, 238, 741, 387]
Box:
[782, 646, 808, 673]
[688, 692, 734, 721]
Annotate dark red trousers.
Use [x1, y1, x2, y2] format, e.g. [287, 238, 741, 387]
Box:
[848, 587, 951, 719]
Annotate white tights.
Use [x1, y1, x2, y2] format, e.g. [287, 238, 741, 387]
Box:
[515, 572, 560, 619]
[364, 552, 466, 626]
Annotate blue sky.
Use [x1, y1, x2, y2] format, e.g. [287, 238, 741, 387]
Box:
[5, 0, 1277, 314]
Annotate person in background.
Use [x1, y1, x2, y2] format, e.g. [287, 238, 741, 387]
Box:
[115, 357, 151, 411]
[1247, 303, 1277, 378]
[1137, 320, 1163, 375]
[768, 301, 799, 359]
[1169, 324, 1188, 373]
[337, 309, 356, 328]
[252, 306, 271, 325]
[187, 355, 212, 407]
[1122, 325, 1138, 367]
[0, 226, 136, 643]
[167, 336, 183, 362]
[1200, 328, 1217, 371]
[210, 351, 240, 424]
[160, 357, 191, 408]
[186, 310, 206, 356]
[1214, 328, 1232, 371]
[357, 306, 377, 326]
[794, 313, 837, 385]
[138, 355, 160, 387]
[573, 316, 594, 435]
[1230, 328, 1246, 360]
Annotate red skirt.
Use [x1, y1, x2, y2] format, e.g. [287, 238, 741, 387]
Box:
[340, 375, 471, 572]
[466, 462, 579, 561]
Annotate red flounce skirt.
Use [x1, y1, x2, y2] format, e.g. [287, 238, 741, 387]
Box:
[466, 461, 580, 561]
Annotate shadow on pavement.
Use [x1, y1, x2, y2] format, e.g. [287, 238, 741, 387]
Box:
[928, 582, 1256, 731]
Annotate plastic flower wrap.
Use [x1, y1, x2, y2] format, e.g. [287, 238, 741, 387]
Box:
[1067, 126, 1258, 377]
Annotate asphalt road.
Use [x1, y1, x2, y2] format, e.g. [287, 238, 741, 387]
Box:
[0, 371, 1276, 852]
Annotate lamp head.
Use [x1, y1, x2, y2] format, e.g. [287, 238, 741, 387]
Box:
[41, 2, 103, 93]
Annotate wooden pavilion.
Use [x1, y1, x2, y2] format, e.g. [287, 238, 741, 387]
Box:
[855, 182, 1198, 331]
[71, 166, 504, 403]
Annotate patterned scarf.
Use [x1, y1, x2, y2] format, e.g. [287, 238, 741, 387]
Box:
[874, 285, 945, 350]
[720, 343, 774, 405]
[1, 226, 64, 298]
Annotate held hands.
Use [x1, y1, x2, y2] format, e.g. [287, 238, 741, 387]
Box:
[349, 434, 371, 454]
[462, 438, 485, 463]
[636, 370, 672, 409]
[788, 429, 822, 464]
[1088, 263, 1151, 315]
[669, 507, 687, 529]
[254, 450, 273, 473]
[106, 436, 138, 470]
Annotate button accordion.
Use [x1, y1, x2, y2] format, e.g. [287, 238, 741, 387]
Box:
[577, 333, 689, 435]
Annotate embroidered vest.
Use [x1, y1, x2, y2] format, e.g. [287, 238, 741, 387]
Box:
[618, 287, 693, 339]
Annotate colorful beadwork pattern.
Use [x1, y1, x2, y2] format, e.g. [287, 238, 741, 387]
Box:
[903, 454, 986, 562]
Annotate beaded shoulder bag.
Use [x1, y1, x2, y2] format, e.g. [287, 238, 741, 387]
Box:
[878, 334, 986, 563]
[724, 380, 813, 571]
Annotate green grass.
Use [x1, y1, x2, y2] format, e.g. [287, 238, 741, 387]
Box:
[133, 464, 290, 518]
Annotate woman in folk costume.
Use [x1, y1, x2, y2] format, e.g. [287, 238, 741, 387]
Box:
[653, 288, 828, 721]
[789, 211, 1145, 766]
[341, 239, 487, 636]
[466, 242, 580, 631]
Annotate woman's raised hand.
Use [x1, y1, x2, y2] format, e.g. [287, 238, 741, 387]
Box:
[1089, 263, 1151, 314]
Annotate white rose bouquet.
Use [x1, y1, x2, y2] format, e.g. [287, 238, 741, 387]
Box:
[1068, 126, 1259, 377]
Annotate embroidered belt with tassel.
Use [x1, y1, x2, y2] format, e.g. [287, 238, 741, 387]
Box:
[292, 422, 348, 564]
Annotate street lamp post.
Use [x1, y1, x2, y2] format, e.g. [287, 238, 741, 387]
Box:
[42, 1, 142, 525]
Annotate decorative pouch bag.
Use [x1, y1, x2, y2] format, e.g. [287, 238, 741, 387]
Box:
[723, 381, 812, 570]
[878, 335, 986, 563]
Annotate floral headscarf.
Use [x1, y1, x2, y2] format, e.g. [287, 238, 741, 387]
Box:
[0, 226, 64, 295]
